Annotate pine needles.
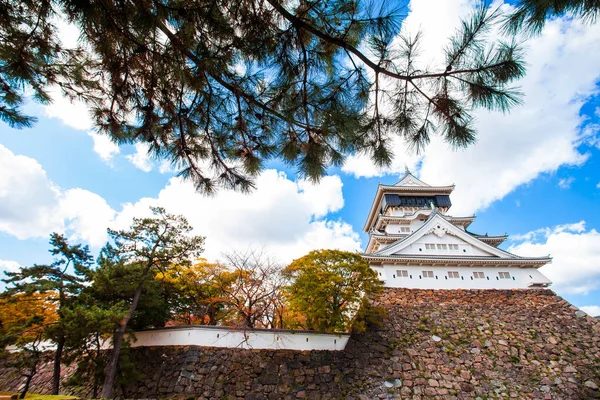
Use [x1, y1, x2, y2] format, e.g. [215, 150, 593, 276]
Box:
[0, 0, 537, 192]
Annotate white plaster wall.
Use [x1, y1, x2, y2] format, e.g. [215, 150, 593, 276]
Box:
[7, 328, 350, 353]
[385, 224, 410, 234]
[377, 266, 551, 289]
[371, 265, 385, 280]
[127, 327, 350, 351]
[409, 219, 427, 230]
[385, 219, 428, 235]
[400, 233, 491, 257]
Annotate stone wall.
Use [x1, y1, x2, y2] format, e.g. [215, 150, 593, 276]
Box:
[2, 288, 600, 399]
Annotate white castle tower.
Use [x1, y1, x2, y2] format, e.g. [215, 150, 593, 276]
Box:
[362, 171, 552, 289]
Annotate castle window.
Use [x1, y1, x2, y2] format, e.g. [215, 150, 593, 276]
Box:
[498, 272, 511, 279]
[449, 244, 459, 252]
[436, 244, 448, 250]
[422, 270, 434, 278]
[447, 271, 460, 279]
[425, 243, 435, 250]
[397, 269, 408, 278]
[400, 226, 410, 233]
[473, 271, 485, 279]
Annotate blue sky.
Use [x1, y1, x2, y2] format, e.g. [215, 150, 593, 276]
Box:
[1, 0, 600, 314]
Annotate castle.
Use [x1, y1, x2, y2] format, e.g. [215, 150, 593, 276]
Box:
[3, 174, 600, 399]
[362, 171, 552, 290]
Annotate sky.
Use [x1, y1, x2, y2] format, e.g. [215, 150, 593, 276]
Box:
[1, 0, 600, 315]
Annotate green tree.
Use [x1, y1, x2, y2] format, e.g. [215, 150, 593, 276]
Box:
[2, 233, 93, 395]
[505, 0, 600, 34]
[61, 249, 177, 398]
[61, 303, 117, 399]
[283, 249, 382, 333]
[2, 1, 525, 190]
[99, 207, 204, 399]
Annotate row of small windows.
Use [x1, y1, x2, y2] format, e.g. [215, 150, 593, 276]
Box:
[393, 270, 514, 280]
[424, 243, 459, 251]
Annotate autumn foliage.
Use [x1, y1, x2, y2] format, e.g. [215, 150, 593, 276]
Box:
[283, 249, 383, 333]
[0, 211, 384, 398]
[0, 292, 58, 345]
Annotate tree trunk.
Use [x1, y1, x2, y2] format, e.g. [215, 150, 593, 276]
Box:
[92, 333, 102, 399]
[20, 366, 37, 399]
[51, 336, 64, 394]
[101, 280, 146, 399]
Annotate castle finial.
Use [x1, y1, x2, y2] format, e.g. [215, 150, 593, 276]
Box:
[404, 165, 411, 175]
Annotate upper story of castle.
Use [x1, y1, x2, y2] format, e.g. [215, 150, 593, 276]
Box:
[362, 172, 454, 234]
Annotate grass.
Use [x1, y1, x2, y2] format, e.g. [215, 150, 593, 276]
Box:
[0, 392, 78, 400]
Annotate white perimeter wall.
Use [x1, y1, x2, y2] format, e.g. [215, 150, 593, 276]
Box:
[128, 326, 350, 351]
[7, 327, 350, 353]
[372, 265, 550, 289]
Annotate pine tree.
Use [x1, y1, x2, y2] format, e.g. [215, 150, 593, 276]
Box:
[98, 207, 204, 399]
[2, 0, 526, 191]
[2, 233, 94, 395]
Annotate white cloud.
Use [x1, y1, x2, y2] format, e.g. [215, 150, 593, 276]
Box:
[0, 145, 114, 246]
[0, 145, 65, 238]
[0, 260, 22, 275]
[597, 182, 600, 189]
[342, 0, 600, 216]
[595, 107, 600, 118]
[342, 137, 422, 179]
[58, 189, 116, 247]
[510, 221, 586, 242]
[43, 87, 92, 131]
[87, 132, 120, 162]
[509, 221, 600, 294]
[112, 170, 361, 263]
[43, 87, 122, 164]
[126, 142, 153, 172]
[53, 15, 81, 50]
[580, 305, 600, 317]
[0, 145, 360, 262]
[158, 160, 175, 174]
[558, 177, 575, 189]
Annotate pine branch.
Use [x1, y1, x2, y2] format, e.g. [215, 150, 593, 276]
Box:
[504, 0, 600, 35]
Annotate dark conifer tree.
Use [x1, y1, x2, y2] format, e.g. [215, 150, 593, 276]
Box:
[97, 207, 204, 399]
[2, 0, 529, 192]
[2, 233, 94, 395]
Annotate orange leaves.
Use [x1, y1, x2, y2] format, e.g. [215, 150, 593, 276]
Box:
[0, 292, 58, 344]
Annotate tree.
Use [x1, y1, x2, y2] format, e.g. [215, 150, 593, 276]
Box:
[283, 249, 382, 333]
[0, 293, 57, 399]
[100, 207, 204, 399]
[0, 293, 58, 345]
[2, 233, 93, 395]
[505, 0, 600, 35]
[2, 1, 526, 191]
[61, 303, 118, 399]
[157, 259, 233, 326]
[217, 249, 287, 329]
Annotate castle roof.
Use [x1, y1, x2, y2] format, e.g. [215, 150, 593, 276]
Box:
[364, 211, 551, 269]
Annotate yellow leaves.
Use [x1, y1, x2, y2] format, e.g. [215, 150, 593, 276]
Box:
[156, 258, 229, 289]
[0, 292, 58, 343]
